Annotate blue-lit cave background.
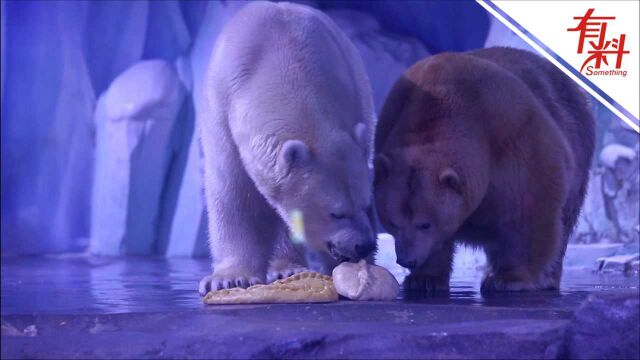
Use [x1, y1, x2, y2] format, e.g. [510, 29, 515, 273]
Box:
[1, 0, 637, 258]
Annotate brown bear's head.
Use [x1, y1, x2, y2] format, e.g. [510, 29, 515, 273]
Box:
[374, 149, 469, 270]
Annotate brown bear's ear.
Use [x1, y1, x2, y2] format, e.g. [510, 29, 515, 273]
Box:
[279, 140, 310, 175]
[374, 154, 391, 178]
[439, 167, 461, 193]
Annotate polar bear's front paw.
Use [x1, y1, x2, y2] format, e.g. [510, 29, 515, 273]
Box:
[198, 273, 262, 296]
[267, 259, 308, 284]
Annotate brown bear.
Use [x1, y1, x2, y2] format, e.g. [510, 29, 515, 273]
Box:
[374, 47, 595, 294]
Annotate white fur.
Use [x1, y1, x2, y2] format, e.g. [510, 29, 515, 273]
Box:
[198, 1, 376, 294]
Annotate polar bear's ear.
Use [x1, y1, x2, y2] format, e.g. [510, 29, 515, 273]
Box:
[439, 168, 461, 193]
[279, 140, 310, 174]
[354, 122, 368, 149]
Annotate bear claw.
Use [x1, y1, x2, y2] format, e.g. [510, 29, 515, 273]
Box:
[198, 274, 262, 296]
[267, 266, 308, 284]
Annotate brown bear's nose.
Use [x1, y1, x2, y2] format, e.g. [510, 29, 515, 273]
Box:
[355, 242, 375, 259]
[397, 258, 416, 269]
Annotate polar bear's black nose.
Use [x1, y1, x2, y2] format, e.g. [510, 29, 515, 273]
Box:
[355, 242, 376, 258]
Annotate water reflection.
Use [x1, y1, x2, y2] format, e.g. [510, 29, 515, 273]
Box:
[1, 255, 637, 315]
[402, 268, 638, 309]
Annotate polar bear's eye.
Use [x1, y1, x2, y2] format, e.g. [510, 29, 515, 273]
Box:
[417, 223, 431, 231]
[330, 213, 347, 220]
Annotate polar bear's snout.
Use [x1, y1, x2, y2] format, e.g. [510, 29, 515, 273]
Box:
[327, 236, 375, 262]
[325, 214, 376, 262]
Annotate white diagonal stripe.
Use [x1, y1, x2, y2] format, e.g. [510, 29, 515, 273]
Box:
[477, 0, 639, 133]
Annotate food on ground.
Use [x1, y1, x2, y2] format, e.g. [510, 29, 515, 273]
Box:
[203, 272, 338, 305]
[332, 260, 400, 301]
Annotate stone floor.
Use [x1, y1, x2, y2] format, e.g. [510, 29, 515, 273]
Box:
[1, 255, 639, 359]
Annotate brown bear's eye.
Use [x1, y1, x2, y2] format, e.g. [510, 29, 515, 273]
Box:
[330, 213, 347, 220]
[417, 223, 431, 231]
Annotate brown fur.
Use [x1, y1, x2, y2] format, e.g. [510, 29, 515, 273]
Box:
[374, 47, 595, 294]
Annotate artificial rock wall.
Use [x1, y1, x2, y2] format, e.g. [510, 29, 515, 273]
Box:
[0, 0, 497, 256]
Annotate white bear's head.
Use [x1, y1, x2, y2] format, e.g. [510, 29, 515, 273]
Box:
[272, 130, 376, 262]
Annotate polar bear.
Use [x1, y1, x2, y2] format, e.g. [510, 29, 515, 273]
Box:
[198, 1, 377, 294]
[374, 48, 595, 294]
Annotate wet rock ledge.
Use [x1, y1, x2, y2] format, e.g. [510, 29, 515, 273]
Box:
[2, 291, 638, 359]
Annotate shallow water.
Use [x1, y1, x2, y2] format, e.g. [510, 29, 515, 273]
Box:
[1, 255, 637, 315]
